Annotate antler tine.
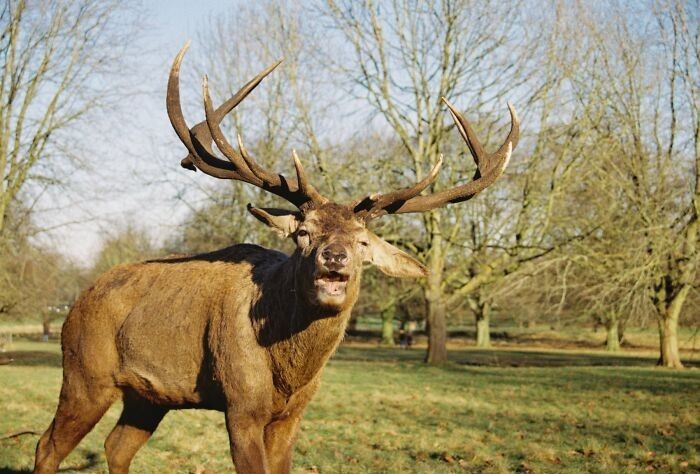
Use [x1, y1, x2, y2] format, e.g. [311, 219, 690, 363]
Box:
[168, 42, 327, 210]
[203, 75, 325, 209]
[351, 156, 443, 219]
[199, 56, 282, 175]
[442, 97, 485, 169]
[443, 98, 519, 179]
[202, 74, 262, 185]
[498, 102, 520, 157]
[179, 50, 283, 172]
[211, 59, 283, 124]
[355, 100, 518, 219]
[202, 65, 285, 186]
[166, 41, 194, 150]
[236, 133, 267, 182]
[235, 133, 296, 197]
[293, 150, 327, 206]
[167, 42, 243, 179]
[166, 42, 192, 144]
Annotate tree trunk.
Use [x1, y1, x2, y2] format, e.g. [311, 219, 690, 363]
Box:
[605, 315, 620, 352]
[475, 301, 491, 348]
[657, 307, 683, 368]
[618, 319, 626, 346]
[424, 211, 447, 364]
[653, 201, 696, 367]
[653, 280, 690, 368]
[380, 306, 395, 346]
[425, 299, 447, 363]
[346, 314, 358, 332]
[42, 317, 51, 342]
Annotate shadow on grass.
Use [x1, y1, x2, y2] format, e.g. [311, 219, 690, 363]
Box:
[4, 343, 699, 370]
[346, 328, 641, 350]
[57, 452, 101, 472]
[0, 351, 61, 368]
[0, 452, 100, 474]
[332, 346, 700, 397]
[333, 345, 700, 368]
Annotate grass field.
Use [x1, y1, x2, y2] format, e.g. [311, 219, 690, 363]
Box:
[1, 340, 698, 473]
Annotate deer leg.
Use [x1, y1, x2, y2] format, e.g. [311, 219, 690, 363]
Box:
[104, 393, 168, 474]
[225, 410, 269, 474]
[34, 382, 117, 474]
[264, 412, 303, 474]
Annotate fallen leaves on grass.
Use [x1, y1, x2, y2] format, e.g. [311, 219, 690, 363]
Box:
[570, 447, 596, 458]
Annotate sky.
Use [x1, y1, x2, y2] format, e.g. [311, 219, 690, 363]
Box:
[35, 0, 238, 264]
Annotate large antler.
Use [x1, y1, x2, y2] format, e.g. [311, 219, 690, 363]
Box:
[353, 98, 519, 220]
[166, 42, 327, 210]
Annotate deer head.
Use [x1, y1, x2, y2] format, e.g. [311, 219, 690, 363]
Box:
[166, 43, 519, 311]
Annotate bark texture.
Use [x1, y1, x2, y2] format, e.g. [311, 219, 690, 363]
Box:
[475, 301, 491, 349]
[380, 305, 395, 346]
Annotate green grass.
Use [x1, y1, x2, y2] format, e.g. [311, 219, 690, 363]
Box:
[1, 341, 698, 473]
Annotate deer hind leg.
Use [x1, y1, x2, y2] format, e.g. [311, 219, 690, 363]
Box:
[104, 392, 168, 474]
[34, 380, 117, 474]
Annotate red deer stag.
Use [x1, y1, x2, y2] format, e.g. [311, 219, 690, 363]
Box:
[34, 42, 518, 474]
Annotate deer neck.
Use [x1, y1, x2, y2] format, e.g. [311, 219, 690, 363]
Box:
[254, 256, 359, 396]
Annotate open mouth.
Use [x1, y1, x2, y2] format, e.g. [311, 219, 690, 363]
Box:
[314, 271, 349, 296]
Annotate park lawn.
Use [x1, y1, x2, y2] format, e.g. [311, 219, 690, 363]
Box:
[0, 341, 698, 473]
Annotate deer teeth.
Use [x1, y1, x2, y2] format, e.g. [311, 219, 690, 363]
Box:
[314, 271, 349, 296]
[315, 271, 349, 283]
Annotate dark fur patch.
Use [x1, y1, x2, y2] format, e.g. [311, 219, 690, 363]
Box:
[309, 203, 362, 234]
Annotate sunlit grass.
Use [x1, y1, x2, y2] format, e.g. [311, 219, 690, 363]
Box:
[1, 340, 698, 473]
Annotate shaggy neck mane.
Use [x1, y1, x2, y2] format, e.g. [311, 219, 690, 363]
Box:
[251, 252, 359, 396]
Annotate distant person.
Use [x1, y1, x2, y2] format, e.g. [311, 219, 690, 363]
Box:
[406, 320, 417, 348]
[399, 327, 408, 349]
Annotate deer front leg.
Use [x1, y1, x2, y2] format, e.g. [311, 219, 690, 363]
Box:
[264, 412, 303, 474]
[264, 379, 318, 473]
[225, 410, 269, 474]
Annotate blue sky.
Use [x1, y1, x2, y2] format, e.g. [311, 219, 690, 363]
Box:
[38, 1, 239, 263]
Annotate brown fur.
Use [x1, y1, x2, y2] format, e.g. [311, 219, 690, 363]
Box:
[34, 203, 425, 474]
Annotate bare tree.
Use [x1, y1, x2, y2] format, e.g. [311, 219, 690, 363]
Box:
[320, 0, 527, 362]
[0, 201, 85, 327]
[461, 0, 699, 364]
[649, 1, 699, 367]
[0, 0, 132, 236]
[560, 0, 699, 367]
[90, 224, 157, 278]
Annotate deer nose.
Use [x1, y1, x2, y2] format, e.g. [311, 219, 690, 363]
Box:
[321, 243, 348, 267]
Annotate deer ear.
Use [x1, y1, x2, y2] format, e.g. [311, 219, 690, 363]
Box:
[247, 205, 301, 237]
[364, 231, 428, 278]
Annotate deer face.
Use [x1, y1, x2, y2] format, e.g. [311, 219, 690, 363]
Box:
[249, 203, 427, 310]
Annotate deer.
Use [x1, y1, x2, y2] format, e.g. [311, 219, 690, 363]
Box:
[33, 42, 519, 474]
